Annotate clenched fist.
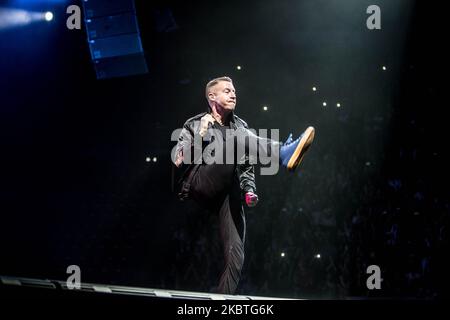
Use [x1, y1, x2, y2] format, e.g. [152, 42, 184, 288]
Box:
[199, 113, 216, 137]
[245, 192, 259, 207]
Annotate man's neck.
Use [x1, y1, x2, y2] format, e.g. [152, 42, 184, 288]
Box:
[211, 106, 231, 126]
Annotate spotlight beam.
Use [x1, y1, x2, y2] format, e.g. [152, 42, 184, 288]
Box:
[0, 8, 52, 31]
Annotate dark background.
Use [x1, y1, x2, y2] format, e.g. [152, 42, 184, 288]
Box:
[0, 0, 447, 298]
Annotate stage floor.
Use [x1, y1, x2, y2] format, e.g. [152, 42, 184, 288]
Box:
[0, 275, 294, 300]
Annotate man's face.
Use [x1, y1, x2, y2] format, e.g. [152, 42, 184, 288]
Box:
[209, 81, 236, 110]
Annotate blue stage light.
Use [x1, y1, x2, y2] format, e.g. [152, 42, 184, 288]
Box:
[44, 11, 53, 21]
[0, 8, 55, 31]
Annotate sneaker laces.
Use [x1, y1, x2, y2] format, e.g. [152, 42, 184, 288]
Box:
[283, 133, 293, 146]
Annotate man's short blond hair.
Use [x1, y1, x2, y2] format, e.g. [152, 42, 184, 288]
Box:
[205, 76, 233, 102]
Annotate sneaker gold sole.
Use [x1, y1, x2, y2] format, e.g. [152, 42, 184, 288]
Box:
[287, 126, 315, 171]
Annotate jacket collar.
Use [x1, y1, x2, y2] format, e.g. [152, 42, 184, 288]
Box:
[206, 110, 236, 125]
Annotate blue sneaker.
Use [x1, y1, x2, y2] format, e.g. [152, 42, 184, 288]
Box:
[280, 127, 315, 171]
[284, 133, 294, 145]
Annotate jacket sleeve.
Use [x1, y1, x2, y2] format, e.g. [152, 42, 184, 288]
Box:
[238, 162, 256, 194]
[237, 121, 256, 194]
[175, 117, 206, 167]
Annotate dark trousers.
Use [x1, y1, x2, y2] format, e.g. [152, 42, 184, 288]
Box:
[191, 173, 245, 295]
[181, 127, 278, 294]
[216, 181, 245, 294]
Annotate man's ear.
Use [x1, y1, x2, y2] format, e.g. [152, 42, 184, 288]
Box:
[208, 92, 215, 101]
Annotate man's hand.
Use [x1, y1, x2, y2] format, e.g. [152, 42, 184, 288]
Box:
[199, 113, 215, 137]
[245, 192, 259, 207]
[175, 150, 184, 167]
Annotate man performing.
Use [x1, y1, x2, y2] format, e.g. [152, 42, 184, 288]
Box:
[173, 76, 315, 294]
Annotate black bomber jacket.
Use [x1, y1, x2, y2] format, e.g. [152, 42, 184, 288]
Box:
[174, 112, 256, 200]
